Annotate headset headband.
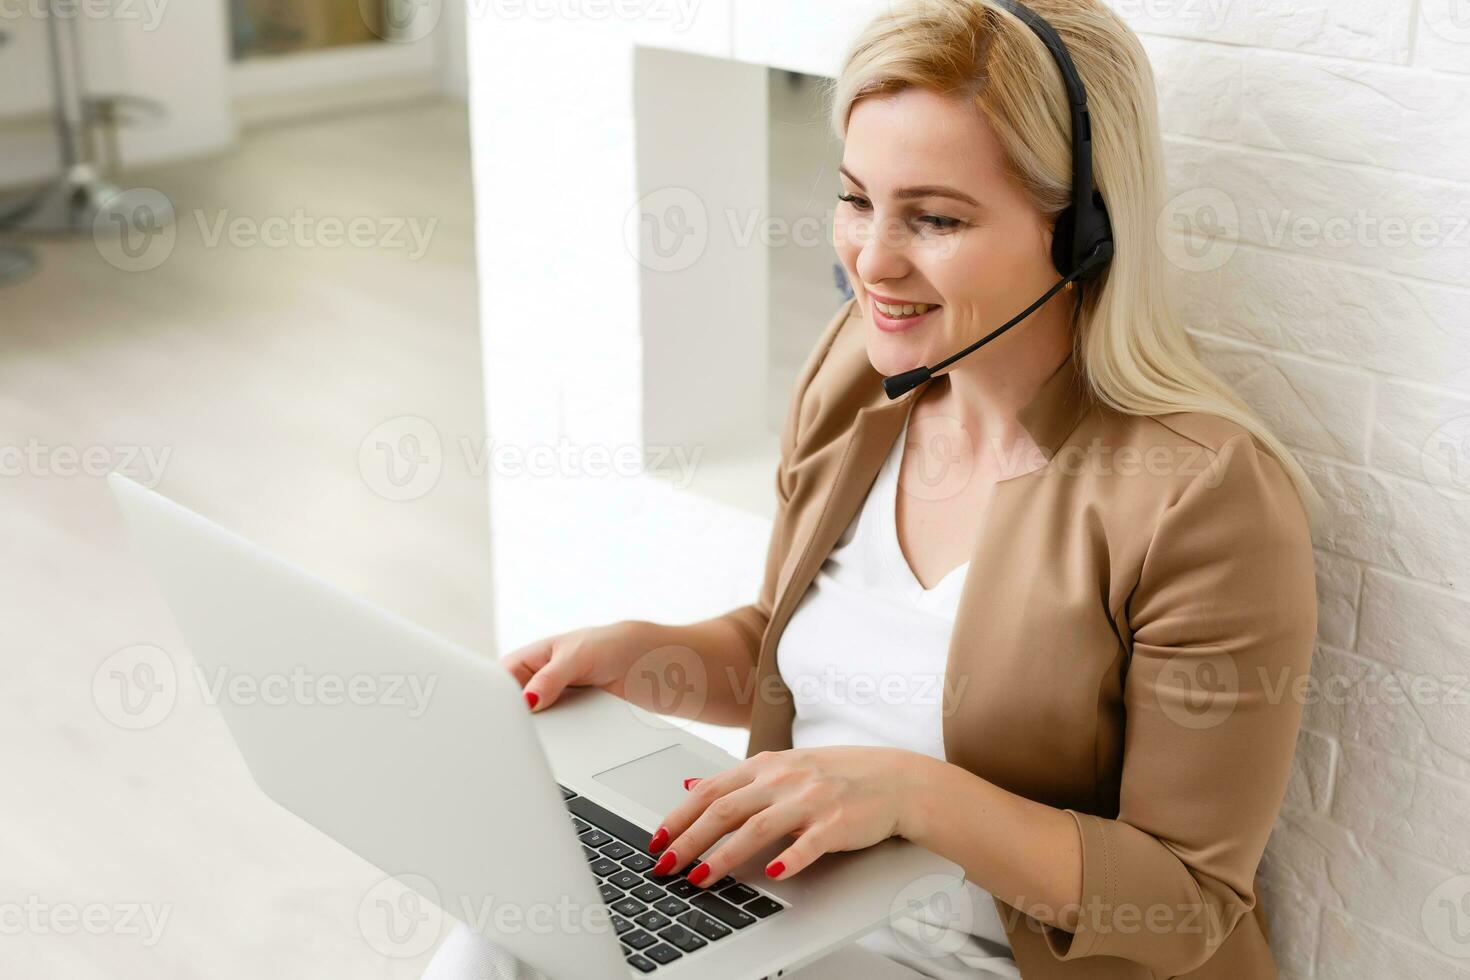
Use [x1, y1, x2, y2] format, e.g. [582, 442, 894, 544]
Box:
[990, 0, 1114, 281]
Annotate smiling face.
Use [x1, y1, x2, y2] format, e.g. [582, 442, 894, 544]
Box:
[833, 87, 1066, 378]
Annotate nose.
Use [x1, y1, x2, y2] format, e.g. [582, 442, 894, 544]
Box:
[851, 212, 913, 289]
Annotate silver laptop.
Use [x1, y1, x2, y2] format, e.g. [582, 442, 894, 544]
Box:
[107, 474, 960, 979]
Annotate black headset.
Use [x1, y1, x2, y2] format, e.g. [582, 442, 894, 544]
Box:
[881, 0, 1116, 399]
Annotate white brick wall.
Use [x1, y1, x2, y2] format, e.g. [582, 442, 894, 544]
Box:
[467, 1, 1470, 974]
[1148, 4, 1470, 975]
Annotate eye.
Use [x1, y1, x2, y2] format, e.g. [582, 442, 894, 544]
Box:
[837, 192, 871, 211]
[918, 215, 962, 230]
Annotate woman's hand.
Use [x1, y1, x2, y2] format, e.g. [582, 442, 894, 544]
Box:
[502, 615, 775, 726]
[501, 620, 661, 711]
[644, 746, 922, 885]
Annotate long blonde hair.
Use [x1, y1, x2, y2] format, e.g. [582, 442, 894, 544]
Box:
[826, 0, 1324, 525]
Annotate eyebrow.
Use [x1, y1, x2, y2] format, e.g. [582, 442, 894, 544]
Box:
[838, 165, 981, 207]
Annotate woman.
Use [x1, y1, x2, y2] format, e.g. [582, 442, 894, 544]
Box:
[499, 1, 1321, 977]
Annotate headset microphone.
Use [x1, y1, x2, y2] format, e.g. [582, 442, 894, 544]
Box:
[881, 0, 1115, 401]
[882, 239, 1112, 399]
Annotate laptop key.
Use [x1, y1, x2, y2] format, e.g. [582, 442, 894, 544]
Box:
[621, 853, 655, 873]
[644, 943, 682, 966]
[600, 841, 635, 860]
[659, 923, 707, 953]
[565, 795, 657, 851]
[581, 845, 598, 861]
[653, 896, 688, 917]
[625, 952, 657, 974]
[677, 909, 731, 941]
[719, 882, 759, 904]
[579, 829, 613, 848]
[630, 883, 664, 903]
[663, 879, 700, 899]
[607, 870, 644, 890]
[711, 876, 738, 891]
[622, 929, 657, 951]
[598, 883, 622, 904]
[612, 897, 646, 917]
[590, 858, 620, 877]
[744, 896, 783, 918]
[689, 893, 756, 929]
[611, 914, 633, 935]
[571, 817, 590, 834]
[634, 910, 671, 932]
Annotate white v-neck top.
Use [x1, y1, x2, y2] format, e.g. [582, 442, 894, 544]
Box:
[776, 405, 1021, 979]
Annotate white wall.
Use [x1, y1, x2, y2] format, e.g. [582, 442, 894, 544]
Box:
[439, 0, 469, 98]
[1135, 8, 1470, 978]
[466, 2, 1470, 976]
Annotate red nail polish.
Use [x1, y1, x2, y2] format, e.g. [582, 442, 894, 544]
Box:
[765, 860, 785, 879]
[648, 827, 669, 853]
[524, 691, 539, 710]
[682, 778, 701, 790]
[688, 862, 711, 886]
[652, 850, 678, 876]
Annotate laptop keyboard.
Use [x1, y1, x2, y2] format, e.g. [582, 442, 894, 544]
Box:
[558, 783, 786, 974]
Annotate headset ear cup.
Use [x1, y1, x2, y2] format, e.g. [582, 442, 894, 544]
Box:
[1051, 205, 1078, 278]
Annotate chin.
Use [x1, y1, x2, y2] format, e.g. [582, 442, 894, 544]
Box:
[866, 332, 928, 380]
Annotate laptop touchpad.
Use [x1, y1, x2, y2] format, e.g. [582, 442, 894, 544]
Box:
[592, 743, 722, 818]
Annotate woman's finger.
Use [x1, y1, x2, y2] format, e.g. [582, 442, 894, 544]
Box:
[499, 636, 553, 688]
[761, 821, 839, 881]
[519, 646, 582, 711]
[682, 801, 808, 888]
[649, 769, 764, 869]
[646, 764, 758, 852]
[651, 781, 773, 881]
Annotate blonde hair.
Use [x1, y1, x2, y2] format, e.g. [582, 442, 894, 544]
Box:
[826, 0, 1324, 526]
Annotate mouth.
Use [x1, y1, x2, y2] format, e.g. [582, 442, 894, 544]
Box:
[867, 294, 942, 334]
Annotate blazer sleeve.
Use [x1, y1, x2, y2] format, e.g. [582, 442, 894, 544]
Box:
[1043, 432, 1318, 976]
[716, 298, 855, 665]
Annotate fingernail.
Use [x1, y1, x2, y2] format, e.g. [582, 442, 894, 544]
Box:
[682, 778, 701, 790]
[765, 860, 785, 879]
[688, 862, 711, 886]
[523, 691, 539, 710]
[648, 827, 669, 853]
[652, 850, 678, 876]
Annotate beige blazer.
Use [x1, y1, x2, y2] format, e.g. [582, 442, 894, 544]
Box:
[717, 298, 1318, 979]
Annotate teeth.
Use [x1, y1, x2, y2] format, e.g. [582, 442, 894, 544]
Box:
[874, 301, 933, 318]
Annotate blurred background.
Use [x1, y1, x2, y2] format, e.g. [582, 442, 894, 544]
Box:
[0, 2, 849, 976]
[0, 2, 488, 977]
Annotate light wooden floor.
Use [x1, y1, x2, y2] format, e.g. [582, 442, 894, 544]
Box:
[0, 99, 492, 978]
